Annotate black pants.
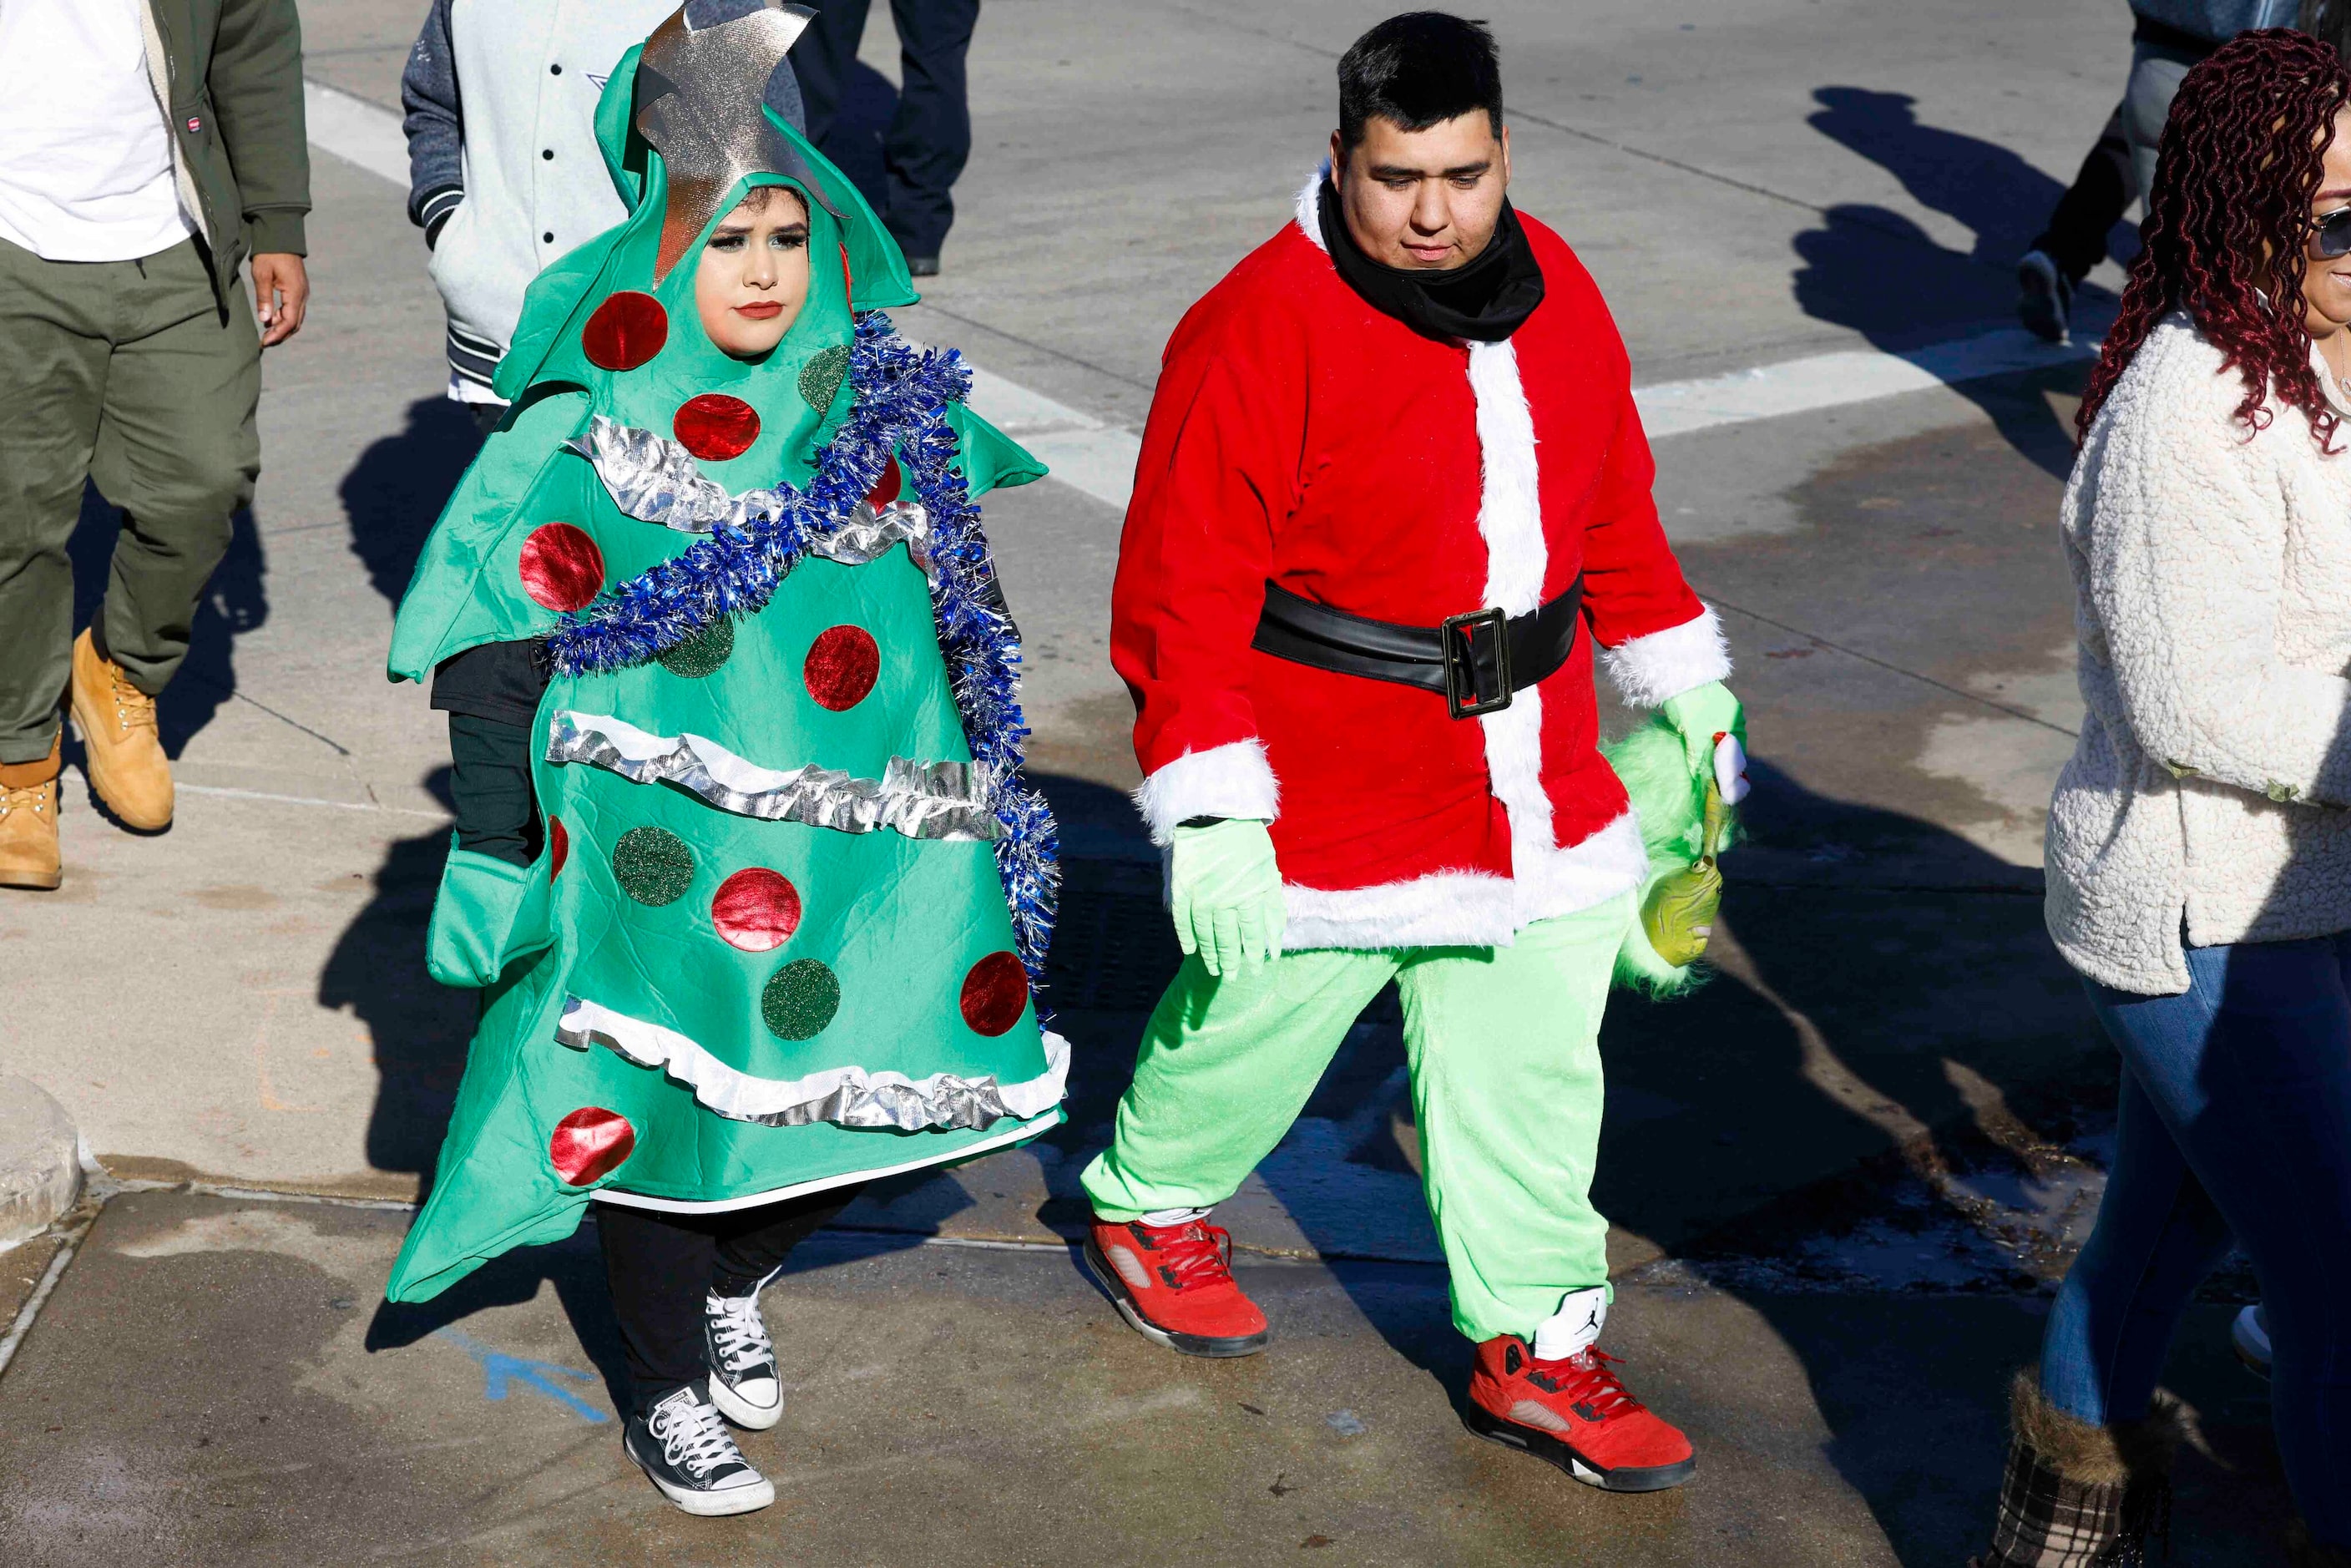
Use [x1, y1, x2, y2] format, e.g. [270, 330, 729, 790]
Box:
[596, 1185, 864, 1413]
[2029, 109, 2132, 287]
[795, 0, 979, 258]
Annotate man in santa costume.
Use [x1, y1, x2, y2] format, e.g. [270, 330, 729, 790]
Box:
[1079, 11, 1742, 1495]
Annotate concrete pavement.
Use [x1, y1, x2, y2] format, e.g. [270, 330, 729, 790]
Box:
[0, 1187, 2296, 1565]
[0, 1, 2289, 1560]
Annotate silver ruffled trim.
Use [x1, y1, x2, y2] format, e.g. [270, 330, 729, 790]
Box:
[556, 996, 1069, 1131]
[568, 414, 934, 571]
[546, 710, 1000, 841]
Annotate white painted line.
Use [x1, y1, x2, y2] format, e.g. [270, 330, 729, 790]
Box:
[1635, 327, 2097, 439]
[178, 782, 448, 820]
[303, 81, 411, 187]
[300, 79, 2086, 508]
[962, 367, 1140, 510]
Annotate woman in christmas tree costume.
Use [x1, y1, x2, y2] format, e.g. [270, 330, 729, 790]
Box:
[382, 0, 1060, 1515]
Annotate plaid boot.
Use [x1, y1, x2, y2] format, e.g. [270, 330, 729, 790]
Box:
[1972, 1371, 2184, 1568]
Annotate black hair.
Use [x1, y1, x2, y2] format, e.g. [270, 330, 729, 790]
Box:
[1337, 12, 1503, 151]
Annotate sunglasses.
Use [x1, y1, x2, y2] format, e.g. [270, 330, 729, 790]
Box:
[2315, 206, 2351, 257]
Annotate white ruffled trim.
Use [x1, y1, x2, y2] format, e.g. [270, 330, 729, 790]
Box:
[1133, 739, 1280, 845]
[1278, 811, 1644, 949]
[559, 995, 1070, 1131]
[1600, 607, 1733, 708]
[590, 1110, 1059, 1214]
[546, 710, 999, 840]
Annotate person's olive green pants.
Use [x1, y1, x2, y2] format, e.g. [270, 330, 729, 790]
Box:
[1081, 893, 1631, 1343]
[0, 235, 260, 766]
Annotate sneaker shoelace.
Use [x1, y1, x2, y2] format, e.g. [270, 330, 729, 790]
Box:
[706, 1292, 773, 1375]
[1529, 1348, 1645, 1421]
[650, 1390, 746, 1479]
[1143, 1222, 1238, 1292]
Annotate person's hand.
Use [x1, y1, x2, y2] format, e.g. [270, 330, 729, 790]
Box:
[1660, 680, 1750, 803]
[250, 253, 309, 346]
[1169, 818, 1286, 976]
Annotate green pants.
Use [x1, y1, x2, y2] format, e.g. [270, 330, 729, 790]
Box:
[1082, 893, 1631, 1343]
[0, 236, 260, 764]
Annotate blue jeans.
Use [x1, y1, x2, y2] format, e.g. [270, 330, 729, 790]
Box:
[2041, 935, 2351, 1542]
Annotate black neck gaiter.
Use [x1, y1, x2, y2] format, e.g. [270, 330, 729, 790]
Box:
[1317, 177, 1545, 343]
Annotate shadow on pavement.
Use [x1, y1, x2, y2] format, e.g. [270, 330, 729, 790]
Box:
[1792, 85, 2117, 479]
[319, 764, 478, 1184]
[68, 482, 268, 759]
[341, 394, 484, 609]
[363, 1219, 631, 1414]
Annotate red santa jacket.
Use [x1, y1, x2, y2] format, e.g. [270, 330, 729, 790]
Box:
[1110, 171, 1730, 949]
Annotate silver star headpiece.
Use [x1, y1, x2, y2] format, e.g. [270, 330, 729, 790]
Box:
[637, 0, 837, 281]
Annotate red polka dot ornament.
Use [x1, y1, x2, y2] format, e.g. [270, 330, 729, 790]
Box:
[549, 1106, 635, 1186]
[580, 291, 668, 371]
[711, 868, 802, 952]
[518, 524, 604, 612]
[804, 625, 880, 711]
[959, 952, 1029, 1037]
[673, 392, 760, 460]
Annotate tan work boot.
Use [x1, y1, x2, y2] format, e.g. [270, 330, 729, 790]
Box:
[0, 734, 63, 891]
[69, 627, 173, 830]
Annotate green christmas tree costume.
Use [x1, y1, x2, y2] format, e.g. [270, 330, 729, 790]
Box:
[382, 8, 1059, 1304]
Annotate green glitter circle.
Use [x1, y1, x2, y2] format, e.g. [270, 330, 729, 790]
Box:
[612, 826, 694, 906]
[657, 618, 735, 678]
[797, 344, 851, 412]
[761, 958, 841, 1041]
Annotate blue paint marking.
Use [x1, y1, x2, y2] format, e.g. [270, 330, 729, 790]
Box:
[432, 1329, 609, 1424]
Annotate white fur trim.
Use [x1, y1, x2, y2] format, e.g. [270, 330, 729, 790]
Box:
[1295, 160, 1331, 251]
[1282, 869, 1517, 949]
[1464, 335, 1573, 918]
[1600, 606, 1733, 707]
[1133, 740, 1280, 845]
[1468, 340, 1545, 615]
[1509, 810, 1650, 926]
[1278, 812, 1645, 949]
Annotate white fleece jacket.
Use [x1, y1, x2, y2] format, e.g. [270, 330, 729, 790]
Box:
[2047, 314, 2351, 994]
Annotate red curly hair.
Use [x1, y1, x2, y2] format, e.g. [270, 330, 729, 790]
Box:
[2080, 29, 2351, 448]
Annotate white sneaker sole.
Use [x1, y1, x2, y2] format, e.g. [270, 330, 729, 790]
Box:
[708, 1373, 783, 1431]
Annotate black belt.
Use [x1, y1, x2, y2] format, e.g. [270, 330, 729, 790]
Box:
[1250, 574, 1584, 720]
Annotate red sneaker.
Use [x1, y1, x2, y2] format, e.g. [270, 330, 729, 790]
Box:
[1083, 1216, 1270, 1358]
[1464, 1335, 1697, 1492]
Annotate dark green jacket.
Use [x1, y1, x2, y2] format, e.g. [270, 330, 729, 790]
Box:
[142, 0, 311, 301]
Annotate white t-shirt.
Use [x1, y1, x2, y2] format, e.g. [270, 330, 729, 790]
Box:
[0, 0, 195, 261]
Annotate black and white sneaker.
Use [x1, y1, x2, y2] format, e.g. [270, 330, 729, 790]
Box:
[2017, 249, 2073, 345]
[704, 1285, 783, 1430]
[624, 1383, 776, 1516]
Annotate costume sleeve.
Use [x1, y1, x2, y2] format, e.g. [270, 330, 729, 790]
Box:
[402, 0, 465, 242]
[1112, 304, 1302, 841]
[1580, 383, 1732, 706]
[2086, 382, 2351, 807]
[210, 0, 311, 255]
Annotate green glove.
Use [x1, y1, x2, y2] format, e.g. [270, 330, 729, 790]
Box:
[425, 838, 555, 989]
[1169, 818, 1287, 977]
[1659, 681, 1748, 802]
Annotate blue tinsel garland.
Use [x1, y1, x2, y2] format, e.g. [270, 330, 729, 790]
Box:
[545, 313, 1060, 997]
